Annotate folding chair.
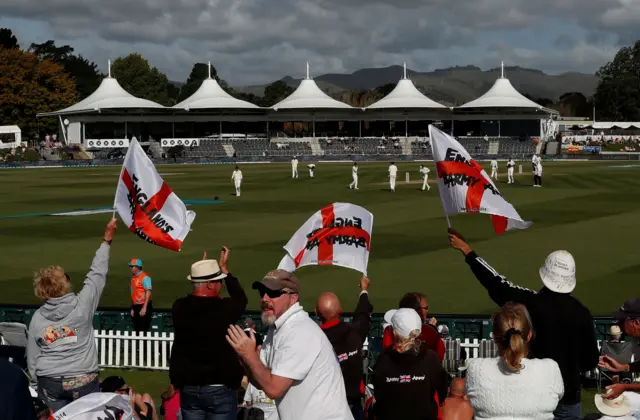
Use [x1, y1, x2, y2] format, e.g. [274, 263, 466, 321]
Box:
[0, 322, 29, 370]
[597, 340, 637, 392]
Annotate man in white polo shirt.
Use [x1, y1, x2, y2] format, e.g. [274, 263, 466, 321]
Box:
[226, 270, 353, 420]
[388, 162, 398, 192]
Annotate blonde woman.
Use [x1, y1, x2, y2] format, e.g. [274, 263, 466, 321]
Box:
[465, 302, 564, 419]
[372, 308, 447, 420]
[27, 218, 116, 412]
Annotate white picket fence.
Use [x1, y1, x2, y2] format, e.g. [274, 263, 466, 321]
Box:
[94, 330, 174, 371]
[93, 330, 606, 372]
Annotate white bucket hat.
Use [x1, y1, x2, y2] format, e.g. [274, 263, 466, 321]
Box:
[539, 250, 576, 294]
[187, 260, 227, 282]
[391, 308, 422, 338]
[595, 394, 631, 417]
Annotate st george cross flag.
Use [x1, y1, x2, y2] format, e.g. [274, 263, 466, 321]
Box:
[428, 125, 532, 234]
[51, 393, 136, 419]
[114, 139, 196, 251]
[277, 203, 373, 275]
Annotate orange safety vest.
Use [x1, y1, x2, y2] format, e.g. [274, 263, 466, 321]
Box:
[130, 272, 151, 305]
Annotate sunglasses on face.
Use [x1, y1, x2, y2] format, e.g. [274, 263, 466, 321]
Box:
[258, 289, 297, 299]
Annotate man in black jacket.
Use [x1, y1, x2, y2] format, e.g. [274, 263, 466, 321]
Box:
[316, 276, 371, 420]
[170, 247, 248, 420]
[448, 229, 599, 420]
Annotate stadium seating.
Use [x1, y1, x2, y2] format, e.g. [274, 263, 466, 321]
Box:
[83, 135, 539, 160]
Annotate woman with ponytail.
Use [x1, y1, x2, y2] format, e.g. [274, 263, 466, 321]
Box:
[465, 302, 564, 419]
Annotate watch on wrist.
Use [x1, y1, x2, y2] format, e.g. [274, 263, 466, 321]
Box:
[103, 238, 112, 245]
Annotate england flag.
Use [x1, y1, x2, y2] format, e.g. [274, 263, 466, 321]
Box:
[429, 125, 532, 234]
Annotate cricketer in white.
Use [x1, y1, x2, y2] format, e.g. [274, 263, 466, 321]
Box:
[291, 157, 299, 179]
[507, 158, 515, 184]
[420, 165, 431, 191]
[490, 159, 498, 180]
[349, 163, 359, 190]
[388, 162, 398, 192]
[231, 166, 243, 196]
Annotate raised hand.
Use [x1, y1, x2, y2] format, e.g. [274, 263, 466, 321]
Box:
[220, 246, 230, 274]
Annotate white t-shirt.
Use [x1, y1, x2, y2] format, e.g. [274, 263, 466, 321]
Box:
[532, 155, 540, 165]
[261, 303, 353, 420]
[507, 160, 515, 169]
[466, 357, 564, 420]
[232, 170, 243, 181]
[388, 165, 398, 176]
[244, 384, 279, 420]
[292, 159, 298, 167]
[491, 160, 498, 169]
[352, 166, 358, 175]
[420, 167, 430, 177]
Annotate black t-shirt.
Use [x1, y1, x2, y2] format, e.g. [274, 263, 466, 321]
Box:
[372, 347, 447, 420]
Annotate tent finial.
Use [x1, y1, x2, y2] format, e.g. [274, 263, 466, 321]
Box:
[208, 61, 211, 79]
[403, 62, 407, 79]
[108, 60, 111, 78]
[501, 61, 504, 78]
[306, 62, 310, 79]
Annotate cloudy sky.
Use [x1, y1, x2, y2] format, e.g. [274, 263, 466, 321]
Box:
[0, 0, 636, 86]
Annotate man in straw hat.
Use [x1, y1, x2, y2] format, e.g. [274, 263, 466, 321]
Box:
[598, 298, 640, 400]
[226, 269, 353, 420]
[169, 247, 248, 420]
[448, 229, 599, 420]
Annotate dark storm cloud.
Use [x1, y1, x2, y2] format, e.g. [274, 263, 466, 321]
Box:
[0, 0, 634, 84]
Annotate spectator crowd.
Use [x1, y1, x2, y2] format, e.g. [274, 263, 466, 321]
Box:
[0, 219, 639, 420]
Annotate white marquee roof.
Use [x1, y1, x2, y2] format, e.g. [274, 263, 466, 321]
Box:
[173, 63, 260, 110]
[457, 63, 557, 114]
[272, 63, 352, 110]
[39, 62, 164, 116]
[367, 63, 446, 109]
[589, 122, 640, 129]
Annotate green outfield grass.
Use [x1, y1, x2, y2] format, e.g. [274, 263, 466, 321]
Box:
[0, 160, 637, 316]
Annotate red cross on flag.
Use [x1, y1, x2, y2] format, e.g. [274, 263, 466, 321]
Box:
[428, 125, 532, 234]
[277, 203, 373, 275]
[114, 139, 196, 251]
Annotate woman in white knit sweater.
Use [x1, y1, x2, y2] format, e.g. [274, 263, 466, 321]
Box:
[465, 302, 564, 420]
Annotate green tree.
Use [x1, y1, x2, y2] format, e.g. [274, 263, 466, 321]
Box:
[263, 80, 294, 106]
[0, 49, 77, 138]
[0, 28, 19, 49]
[594, 40, 640, 121]
[111, 54, 173, 106]
[29, 40, 103, 101]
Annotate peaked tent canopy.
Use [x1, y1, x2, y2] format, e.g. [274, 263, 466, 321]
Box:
[272, 63, 352, 110]
[367, 63, 447, 109]
[38, 61, 164, 117]
[173, 62, 260, 110]
[456, 63, 558, 114]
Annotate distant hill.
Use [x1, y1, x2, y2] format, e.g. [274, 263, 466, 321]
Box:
[233, 65, 598, 106]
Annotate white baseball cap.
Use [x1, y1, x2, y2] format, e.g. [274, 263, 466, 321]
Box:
[383, 309, 397, 329]
[391, 308, 422, 338]
[539, 250, 576, 294]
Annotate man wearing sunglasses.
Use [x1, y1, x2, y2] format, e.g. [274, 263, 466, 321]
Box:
[226, 269, 353, 420]
[101, 376, 158, 420]
[598, 298, 640, 402]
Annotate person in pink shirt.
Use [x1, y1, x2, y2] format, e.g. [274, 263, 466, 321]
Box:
[161, 385, 181, 420]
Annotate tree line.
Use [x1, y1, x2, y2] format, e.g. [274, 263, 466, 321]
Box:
[0, 27, 639, 139]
